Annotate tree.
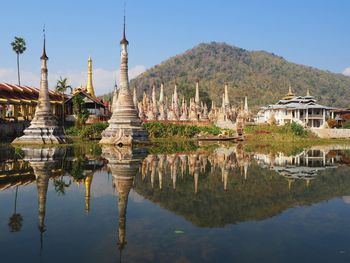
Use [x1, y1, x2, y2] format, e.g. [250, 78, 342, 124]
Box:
[73, 94, 89, 127]
[55, 77, 72, 126]
[11, 37, 26, 86]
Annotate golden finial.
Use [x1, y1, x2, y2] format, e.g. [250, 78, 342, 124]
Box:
[306, 88, 310, 96]
[86, 57, 95, 97]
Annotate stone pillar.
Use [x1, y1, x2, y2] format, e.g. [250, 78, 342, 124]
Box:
[322, 108, 326, 126]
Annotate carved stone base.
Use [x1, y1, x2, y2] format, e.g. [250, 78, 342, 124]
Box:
[100, 126, 148, 146]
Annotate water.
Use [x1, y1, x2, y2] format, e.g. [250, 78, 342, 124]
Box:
[1, 143, 350, 263]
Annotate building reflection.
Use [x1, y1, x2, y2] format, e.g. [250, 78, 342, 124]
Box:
[254, 148, 342, 188]
[102, 146, 147, 261]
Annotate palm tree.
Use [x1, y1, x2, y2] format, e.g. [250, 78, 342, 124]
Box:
[55, 77, 72, 126]
[11, 37, 26, 86]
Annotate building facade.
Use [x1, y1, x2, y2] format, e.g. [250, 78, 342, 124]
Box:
[0, 83, 63, 122]
[256, 87, 333, 128]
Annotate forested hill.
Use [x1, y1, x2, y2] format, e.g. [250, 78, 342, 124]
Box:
[130, 42, 350, 111]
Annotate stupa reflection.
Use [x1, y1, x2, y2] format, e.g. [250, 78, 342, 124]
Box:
[22, 147, 65, 253]
[102, 146, 147, 261]
[139, 145, 252, 193]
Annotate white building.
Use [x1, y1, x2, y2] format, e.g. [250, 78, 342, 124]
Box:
[256, 87, 333, 128]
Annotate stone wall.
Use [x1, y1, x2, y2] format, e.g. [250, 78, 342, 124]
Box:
[310, 128, 350, 139]
[0, 121, 30, 142]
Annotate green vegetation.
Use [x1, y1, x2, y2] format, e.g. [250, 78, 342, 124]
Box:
[66, 122, 109, 140]
[131, 42, 350, 110]
[342, 121, 350, 129]
[244, 124, 350, 155]
[55, 77, 72, 126]
[245, 124, 312, 141]
[11, 36, 26, 86]
[143, 122, 234, 138]
[290, 122, 307, 136]
[72, 94, 89, 127]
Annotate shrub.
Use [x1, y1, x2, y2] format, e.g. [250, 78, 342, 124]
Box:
[142, 122, 229, 138]
[65, 126, 81, 136]
[65, 122, 109, 139]
[80, 122, 109, 139]
[290, 122, 306, 136]
[343, 121, 350, 129]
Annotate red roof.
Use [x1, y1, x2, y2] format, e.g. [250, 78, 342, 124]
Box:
[0, 83, 64, 103]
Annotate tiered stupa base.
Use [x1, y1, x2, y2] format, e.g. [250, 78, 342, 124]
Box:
[12, 115, 70, 145]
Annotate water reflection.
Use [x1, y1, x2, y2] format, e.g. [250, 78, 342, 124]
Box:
[102, 146, 147, 261]
[1, 143, 350, 262]
[22, 147, 65, 253]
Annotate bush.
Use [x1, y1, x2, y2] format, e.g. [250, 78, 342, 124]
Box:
[80, 122, 109, 139]
[142, 122, 228, 138]
[343, 121, 350, 129]
[290, 122, 307, 136]
[65, 122, 109, 139]
[65, 126, 81, 136]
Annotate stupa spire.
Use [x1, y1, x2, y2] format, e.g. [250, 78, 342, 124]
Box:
[306, 87, 311, 97]
[224, 83, 230, 107]
[195, 80, 200, 105]
[86, 57, 95, 97]
[120, 12, 129, 45]
[244, 96, 249, 113]
[159, 81, 164, 104]
[41, 27, 48, 60]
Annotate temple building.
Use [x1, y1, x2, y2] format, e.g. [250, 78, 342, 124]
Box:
[0, 83, 63, 121]
[65, 57, 109, 123]
[256, 87, 333, 128]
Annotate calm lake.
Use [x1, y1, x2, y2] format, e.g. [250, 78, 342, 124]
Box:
[1, 142, 350, 263]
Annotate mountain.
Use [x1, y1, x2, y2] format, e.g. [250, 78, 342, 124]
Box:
[130, 42, 350, 111]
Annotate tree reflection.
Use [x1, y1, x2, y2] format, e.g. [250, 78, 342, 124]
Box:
[8, 187, 23, 232]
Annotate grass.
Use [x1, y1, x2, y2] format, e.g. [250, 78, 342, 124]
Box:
[244, 124, 350, 155]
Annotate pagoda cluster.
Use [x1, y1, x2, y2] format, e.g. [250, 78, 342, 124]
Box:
[134, 81, 243, 124]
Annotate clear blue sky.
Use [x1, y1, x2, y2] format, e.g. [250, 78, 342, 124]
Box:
[0, 0, 349, 94]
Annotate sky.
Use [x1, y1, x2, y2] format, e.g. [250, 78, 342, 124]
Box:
[0, 0, 349, 95]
